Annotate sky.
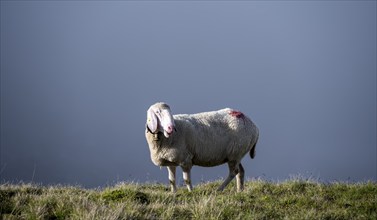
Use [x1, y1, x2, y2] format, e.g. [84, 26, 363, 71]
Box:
[1, 1, 376, 188]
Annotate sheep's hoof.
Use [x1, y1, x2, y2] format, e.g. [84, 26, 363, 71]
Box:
[217, 187, 224, 192]
[170, 186, 177, 193]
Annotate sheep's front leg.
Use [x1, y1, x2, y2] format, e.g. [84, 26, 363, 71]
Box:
[217, 161, 239, 192]
[182, 166, 193, 192]
[167, 166, 177, 193]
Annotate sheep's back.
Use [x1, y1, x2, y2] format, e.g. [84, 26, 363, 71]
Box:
[173, 108, 257, 166]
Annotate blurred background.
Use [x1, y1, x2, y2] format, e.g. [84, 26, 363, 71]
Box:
[1, 1, 376, 188]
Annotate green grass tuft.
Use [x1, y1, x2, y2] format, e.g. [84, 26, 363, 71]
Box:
[1, 180, 376, 219]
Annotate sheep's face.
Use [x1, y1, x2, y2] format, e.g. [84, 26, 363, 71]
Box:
[147, 103, 176, 138]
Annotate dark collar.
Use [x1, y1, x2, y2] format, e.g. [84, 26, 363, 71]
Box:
[146, 125, 161, 141]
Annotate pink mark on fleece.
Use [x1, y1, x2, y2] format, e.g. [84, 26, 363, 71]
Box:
[229, 110, 244, 119]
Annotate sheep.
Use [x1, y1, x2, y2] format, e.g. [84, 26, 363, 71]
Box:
[145, 102, 259, 192]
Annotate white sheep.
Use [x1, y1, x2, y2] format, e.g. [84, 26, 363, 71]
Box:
[145, 102, 259, 192]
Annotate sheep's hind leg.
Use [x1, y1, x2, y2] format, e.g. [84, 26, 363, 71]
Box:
[182, 166, 193, 192]
[217, 161, 239, 192]
[236, 163, 245, 192]
[167, 166, 177, 193]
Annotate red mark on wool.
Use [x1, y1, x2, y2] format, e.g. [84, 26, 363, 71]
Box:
[229, 110, 244, 119]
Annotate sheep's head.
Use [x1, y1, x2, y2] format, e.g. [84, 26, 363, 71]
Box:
[147, 102, 176, 138]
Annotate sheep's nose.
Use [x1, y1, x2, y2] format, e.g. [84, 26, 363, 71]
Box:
[167, 125, 174, 133]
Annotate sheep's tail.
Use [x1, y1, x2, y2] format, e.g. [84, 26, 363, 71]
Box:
[250, 142, 257, 159]
[249, 130, 259, 159]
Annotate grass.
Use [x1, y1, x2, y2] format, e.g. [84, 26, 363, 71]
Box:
[1, 179, 376, 219]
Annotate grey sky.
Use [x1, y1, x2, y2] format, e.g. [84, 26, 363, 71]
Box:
[1, 1, 376, 188]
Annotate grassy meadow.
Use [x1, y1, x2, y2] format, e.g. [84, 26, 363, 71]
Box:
[1, 179, 376, 219]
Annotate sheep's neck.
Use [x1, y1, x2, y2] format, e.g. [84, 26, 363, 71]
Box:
[148, 132, 174, 149]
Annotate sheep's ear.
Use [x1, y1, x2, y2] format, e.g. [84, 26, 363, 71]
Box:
[147, 108, 158, 133]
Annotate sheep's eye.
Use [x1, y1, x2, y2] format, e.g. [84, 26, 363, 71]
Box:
[155, 110, 160, 114]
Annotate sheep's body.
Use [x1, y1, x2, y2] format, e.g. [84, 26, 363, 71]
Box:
[145, 103, 259, 192]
